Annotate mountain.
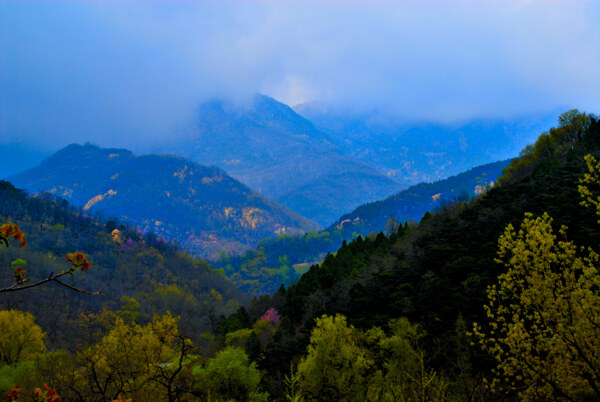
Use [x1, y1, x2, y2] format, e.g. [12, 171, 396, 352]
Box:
[8, 143, 318, 259]
[214, 158, 511, 294]
[295, 102, 556, 185]
[163, 94, 404, 226]
[0, 180, 244, 349]
[328, 158, 512, 237]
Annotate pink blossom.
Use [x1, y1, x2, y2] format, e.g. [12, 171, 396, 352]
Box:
[260, 308, 281, 324]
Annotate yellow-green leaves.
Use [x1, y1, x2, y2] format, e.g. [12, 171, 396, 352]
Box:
[295, 314, 448, 401]
[473, 211, 600, 400]
[579, 154, 600, 222]
[0, 310, 45, 366]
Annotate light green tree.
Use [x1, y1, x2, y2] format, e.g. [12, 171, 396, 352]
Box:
[295, 315, 447, 401]
[473, 153, 600, 400]
[193, 346, 267, 402]
[296, 315, 371, 401]
[0, 310, 45, 366]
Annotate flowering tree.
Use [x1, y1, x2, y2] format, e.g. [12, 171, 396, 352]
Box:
[0, 222, 100, 295]
[259, 308, 281, 324]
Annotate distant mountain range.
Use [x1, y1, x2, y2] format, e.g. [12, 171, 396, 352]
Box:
[162, 94, 404, 226]
[327, 159, 512, 237]
[295, 102, 556, 185]
[8, 143, 318, 259]
[214, 158, 512, 294]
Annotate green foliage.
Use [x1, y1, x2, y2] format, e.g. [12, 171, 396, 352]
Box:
[0, 310, 45, 366]
[472, 153, 600, 400]
[117, 295, 141, 324]
[193, 346, 268, 401]
[296, 314, 371, 400]
[254, 113, 600, 399]
[499, 109, 596, 185]
[215, 159, 509, 295]
[295, 314, 448, 401]
[0, 360, 41, 396]
[473, 212, 600, 400]
[40, 312, 195, 401]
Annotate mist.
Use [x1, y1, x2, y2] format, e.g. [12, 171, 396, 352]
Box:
[2, 0, 600, 153]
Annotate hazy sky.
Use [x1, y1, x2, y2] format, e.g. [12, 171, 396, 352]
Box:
[2, 0, 600, 151]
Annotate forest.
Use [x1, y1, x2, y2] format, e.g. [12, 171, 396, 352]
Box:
[1, 110, 600, 401]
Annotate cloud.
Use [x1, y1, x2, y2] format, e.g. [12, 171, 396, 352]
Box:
[1, 0, 599, 152]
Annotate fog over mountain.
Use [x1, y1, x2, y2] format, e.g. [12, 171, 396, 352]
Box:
[2, 1, 600, 157]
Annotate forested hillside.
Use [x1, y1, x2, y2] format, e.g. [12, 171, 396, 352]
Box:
[214, 158, 510, 294]
[211, 110, 600, 400]
[328, 158, 511, 238]
[9, 143, 317, 259]
[0, 181, 245, 349]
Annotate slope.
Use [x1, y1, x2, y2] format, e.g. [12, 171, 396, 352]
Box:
[164, 94, 403, 226]
[328, 158, 512, 237]
[237, 111, 600, 397]
[0, 180, 244, 349]
[214, 159, 511, 294]
[8, 143, 318, 259]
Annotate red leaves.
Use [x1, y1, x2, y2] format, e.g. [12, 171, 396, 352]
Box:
[0, 222, 26, 248]
[111, 396, 132, 402]
[4, 386, 22, 401]
[65, 252, 91, 271]
[31, 384, 60, 402]
[4, 385, 59, 402]
[13, 267, 26, 284]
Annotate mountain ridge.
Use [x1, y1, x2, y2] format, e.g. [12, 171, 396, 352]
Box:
[163, 94, 404, 226]
[8, 143, 318, 259]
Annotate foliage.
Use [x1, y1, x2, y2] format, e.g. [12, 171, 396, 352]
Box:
[0, 310, 45, 366]
[579, 153, 600, 221]
[40, 312, 196, 401]
[498, 109, 596, 185]
[0, 360, 41, 397]
[473, 212, 600, 400]
[214, 159, 509, 295]
[249, 112, 600, 399]
[295, 314, 448, 401]
[3, 384, 60, 402]
[193, 346, 268, 401]
[259, 308, 281, 324]
[472, 151, 600, 400]
[295, 314, 371, 400]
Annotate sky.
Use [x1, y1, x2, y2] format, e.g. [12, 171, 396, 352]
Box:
[1, 0, 600, 152]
